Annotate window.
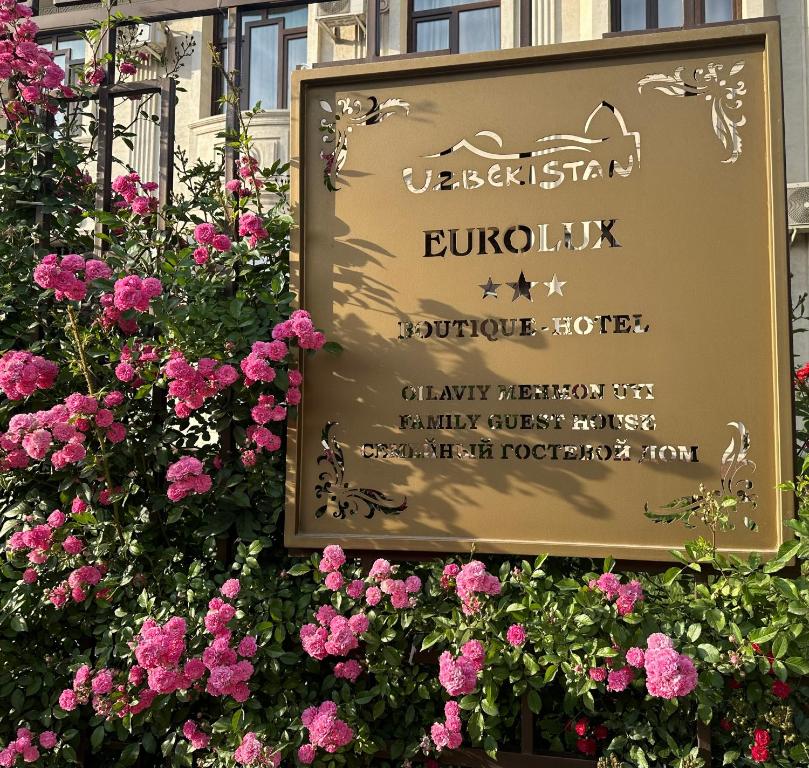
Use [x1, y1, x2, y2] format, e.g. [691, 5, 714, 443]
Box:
[610, 0, 740, 31]
[42, 35, 85, 130]
[43, 35, 85, 87]
[410, 0, 500, 54]
[212, 6, 308, 115]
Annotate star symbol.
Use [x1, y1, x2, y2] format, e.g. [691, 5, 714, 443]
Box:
[543, 273, 567, 297]
[507, 271, 537, 302]
[479, 277, 500, 299]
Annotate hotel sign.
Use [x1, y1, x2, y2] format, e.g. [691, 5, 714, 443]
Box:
[286, 21, 793, 559]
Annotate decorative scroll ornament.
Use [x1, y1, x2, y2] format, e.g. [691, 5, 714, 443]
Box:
[314, 422, 407, 519]
[645, 422, 757, 531]
[319, 95, 410, 191]
[638, 61, 746, 163]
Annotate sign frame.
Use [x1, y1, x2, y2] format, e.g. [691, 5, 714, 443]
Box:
[285, 20, 794, 560]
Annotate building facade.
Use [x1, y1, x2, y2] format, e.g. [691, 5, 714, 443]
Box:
[34, 0, 809, 358]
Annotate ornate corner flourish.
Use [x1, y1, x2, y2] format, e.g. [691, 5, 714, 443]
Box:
[644, 421, 757, 529]
[314, 421, 407, 519]
[638, 61, 746, 163]
[319, 95, 410, 191]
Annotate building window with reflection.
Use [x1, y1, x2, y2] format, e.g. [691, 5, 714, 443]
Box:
[409, 0, 500, 55]
[42, 35, 85, 130]
[611, 0, 740, 31]
[212, 6, 308, 115]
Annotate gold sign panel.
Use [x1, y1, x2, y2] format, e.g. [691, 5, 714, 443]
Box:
[286, 22, 793, 560]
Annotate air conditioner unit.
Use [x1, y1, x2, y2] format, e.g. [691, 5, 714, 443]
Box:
[132, 23, 168, 55]
[788, 182, 809, 232]
[316, 0, 366, 40]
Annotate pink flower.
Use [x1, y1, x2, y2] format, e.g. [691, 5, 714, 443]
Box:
[22, 568, 37, 584]
[347, 613, 369, 635]
[300, 624, 329, 660]
[212, 234, 232, 252]
[47, 509, 66, 528]
[38, 732, 57, 750]
[0, 351, 58, 399]
[438, 651, 479, 696]
[298, 744, 316, 764]
[166, 456, 212, 501]
[300, 701, 354, 753]
[193, 247, 209, 265]
[238, 636, 257, 658]
[455, 560, 501, 615]
[58, 689, 77, 711]
[325, 572, 344, 591]
[194, 223, 216, 245]
[365, 586, 382, 606]
[589, 572, 621, 599]
[221, 578, 241, 598]
[589, 667, 607, 682]
[625, 647, 645, 668]
[334, 659, 362, 681]
[319, 544, 346, 573]
[91, 669, 114, 694]
[606, 666, 634, 692]
[62, 535, 84, 555]
[506, 624, 527, 647]
[346, 579, 364, 599]
[405, 575, 422, 593]
[644, 635, 698, 699]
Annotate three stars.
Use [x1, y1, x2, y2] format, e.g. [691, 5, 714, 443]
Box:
[480, 272, 566, 301]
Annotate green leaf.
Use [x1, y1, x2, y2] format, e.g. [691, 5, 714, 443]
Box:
[421, 631, 443, 650]
[91, 725, 105, 751]
[286, 563, 311, 577]
[119, 742, 140, 766]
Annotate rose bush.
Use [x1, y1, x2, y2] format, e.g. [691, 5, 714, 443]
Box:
[0, 2, 808, 767]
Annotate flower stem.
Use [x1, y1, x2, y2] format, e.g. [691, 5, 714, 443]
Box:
[65, 304, 123, 538]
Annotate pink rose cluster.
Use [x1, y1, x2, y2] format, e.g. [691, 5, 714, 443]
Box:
[0, 393, 125, 472]
[643, 633, 698, 699]
[0, 350, 58, 400]
[234, 732, 281, 766]
[454, 560, 501, 615]
[182, 720, 210, 751]
[114, 343, 159, 387]
[589, 572, 644, 616]
[58, 663, 120, 718]
[48, 563, 106, 609]
[192, 222, 232, 265]
[0, 0, 74, 118]
[238, 154, 264, 191]
[112, 274, 162, 313]
[165, 350, 239, 418]
[238, 212, 269, 249]
[240, 339, 288, 385]
[166, 456, 212, 501]
[271, 309, 326, 353]
[242, 391, 291, 467]
[298, 701, 354, 764]
[127, 593, 257, 707]
[100, 274, 162, 334]
[430, 700, 463, 751]
[299, 606, 369, 661]
[438, 640, 485, 697]
[0, 727, 58, 766]
[111, 172, 158, 216]
[33, 253, 111, 302]
[440, 563, 460, 589]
